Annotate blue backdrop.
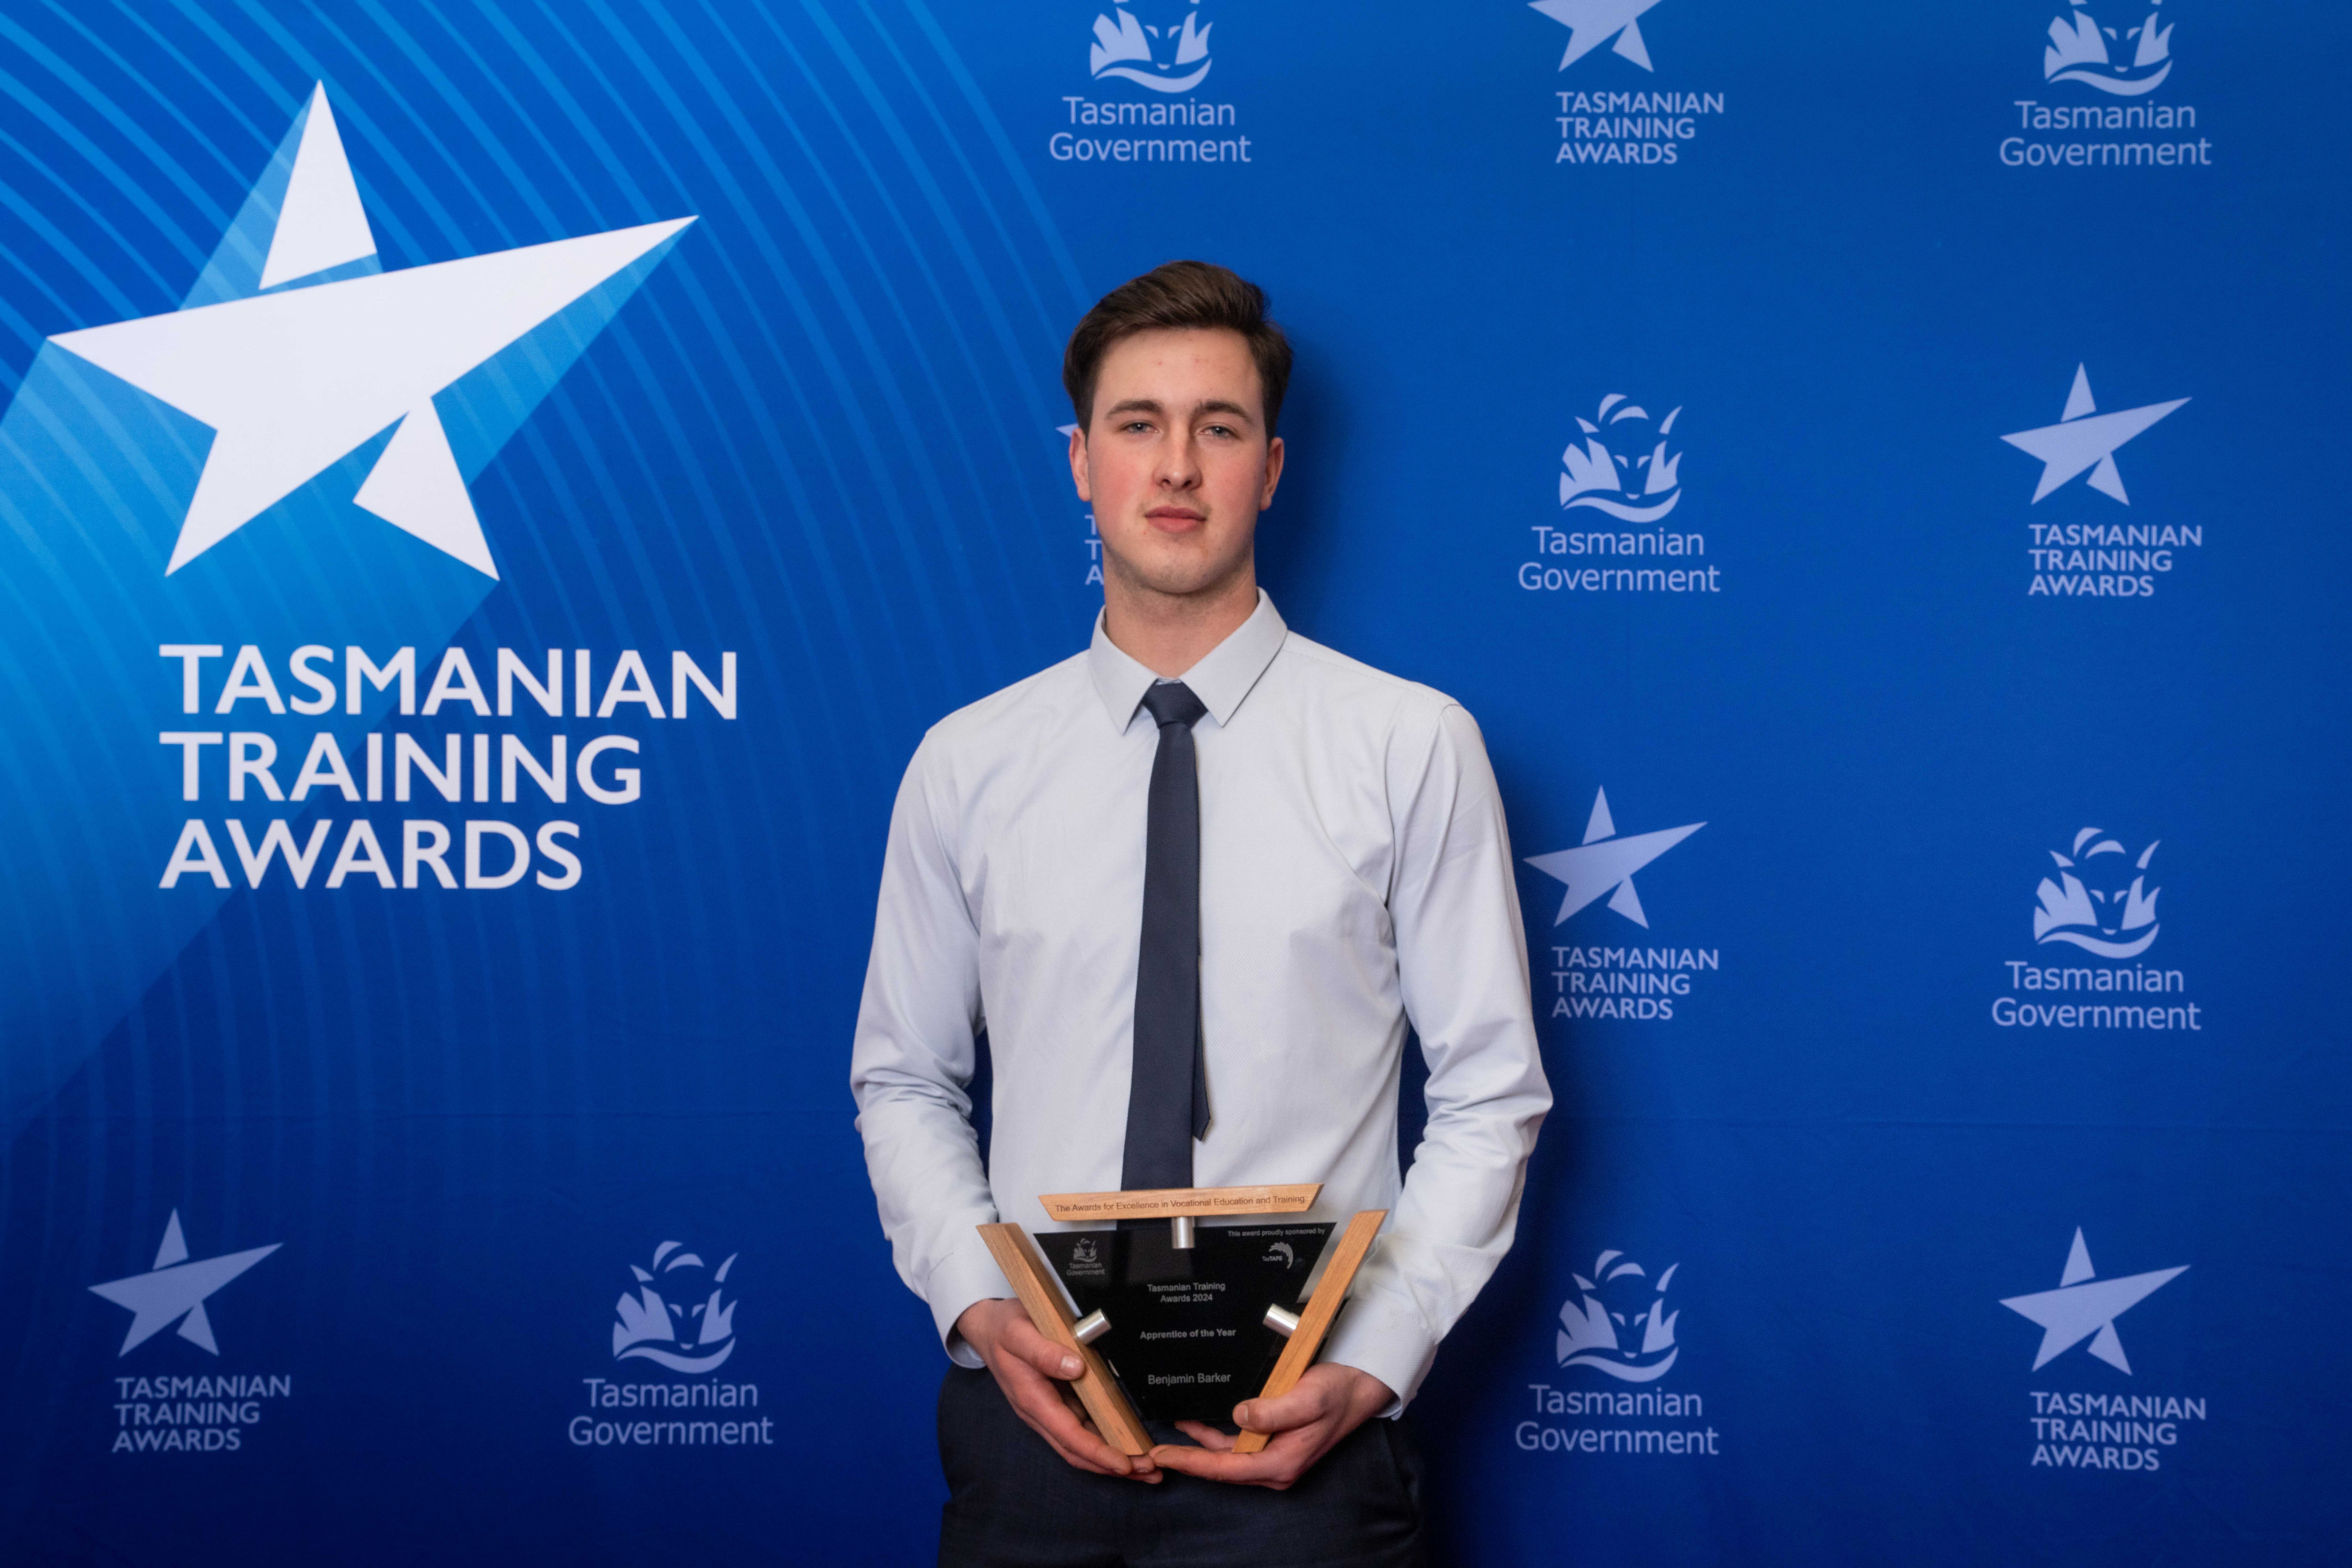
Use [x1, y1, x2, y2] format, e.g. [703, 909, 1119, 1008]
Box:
[0, 2, 2344, 1562]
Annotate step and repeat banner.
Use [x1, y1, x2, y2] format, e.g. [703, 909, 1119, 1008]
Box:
[0, 2, 2343, 1563]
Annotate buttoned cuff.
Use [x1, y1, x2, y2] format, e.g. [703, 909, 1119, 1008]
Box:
[927, 1228, 1017, 1370]
[1319, 1289, 1440, 1417]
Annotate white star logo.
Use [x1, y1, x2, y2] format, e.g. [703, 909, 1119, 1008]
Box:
[1528, 0, 1666, 71]
[44, 83, 694, 579]
[87, 1210, 280, 1357]
[1999, 1228, 2187, 1374]
[1523, 788, 1703, 927]
[2000, 364, 2187, 505]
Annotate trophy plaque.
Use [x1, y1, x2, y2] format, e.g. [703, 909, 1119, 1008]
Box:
[979, 1185, 1386, 1457]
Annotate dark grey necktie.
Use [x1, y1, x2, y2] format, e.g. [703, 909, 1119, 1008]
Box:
[1122, 681, 1211, 1192]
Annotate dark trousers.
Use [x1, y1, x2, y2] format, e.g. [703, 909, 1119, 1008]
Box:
[936, 1367, 1426, 1568]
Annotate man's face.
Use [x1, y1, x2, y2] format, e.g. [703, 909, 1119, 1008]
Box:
[1071, 326, 1283, 602]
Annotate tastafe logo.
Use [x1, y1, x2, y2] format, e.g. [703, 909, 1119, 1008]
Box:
[1557, 1250, 1679, 1381]
[2035, 828, 2161, 958]
[1560, 395, 1682, 523]
[2044, 2, 2174, 96]
[1090, 0, 1212, 92]
[612, 1242, 739, 1374]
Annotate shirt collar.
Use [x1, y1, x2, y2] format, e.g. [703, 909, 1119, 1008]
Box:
[1086, 589, 1289, 732]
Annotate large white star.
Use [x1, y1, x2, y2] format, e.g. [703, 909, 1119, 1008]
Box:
[2000, 364, 2187, 505]
[1999, 1228, 2186, 1374]
[44, 84, 694, 579]
[1528, 0, 1666, 71]
[87, 1210, 279, 1357]
[1523, 788, 1703, 927]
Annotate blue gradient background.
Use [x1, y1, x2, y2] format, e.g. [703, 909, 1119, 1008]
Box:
[0, 2, 2344, 1563]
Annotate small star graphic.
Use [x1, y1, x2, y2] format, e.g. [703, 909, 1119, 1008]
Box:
[1528, 0, 1667, 71]
[1523, 788, 1703, 927]
[2000, 364, 2187, 505]
[1999, 1228, 2186, 1374]
[88, 1211, 279, 1357]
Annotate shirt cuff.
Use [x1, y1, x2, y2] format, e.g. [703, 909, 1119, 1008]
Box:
[1319, 1288, 1439, 1417]
[927, 1227, 1016, 1370]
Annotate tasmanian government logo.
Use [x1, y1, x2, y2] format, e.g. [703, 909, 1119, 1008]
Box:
[90, 1211, 294, 1453]
[1526, 789, 1715, 1022]
[2004, 3, 2209, 169]
[1091, 1, 1211, 91]
[2002, 365, 2200, 597]
[2045, 3, 2173, 95]
[1993, 825, 2198, 1033]
[2000, 1229, 2203, 1471]
[2035, 826, 2161, 957]
[1521, 395, 1717, 595]
[612, 1241, 740, 1373]
[1057, 2, 1248, 167]
[576, 1240, 772, 1449]
[1530, 0, 1725, 166]
[1521, 1247, 1716, 1457]
[1557, 1249, 1679, 1380]
[47, 84, 692, 581]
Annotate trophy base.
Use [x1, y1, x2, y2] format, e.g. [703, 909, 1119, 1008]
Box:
[1035, 1223, 1333, 1424]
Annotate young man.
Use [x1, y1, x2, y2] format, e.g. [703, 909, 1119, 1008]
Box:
[852, 262, 1549, 1565]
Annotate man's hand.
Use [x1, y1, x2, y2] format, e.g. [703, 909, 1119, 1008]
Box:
[953, 1298, 1160, 1482]
[1149, 1363, 1395, 1490]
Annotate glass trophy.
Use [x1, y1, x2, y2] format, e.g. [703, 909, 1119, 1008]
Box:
[979, 1185, 1386, 1457]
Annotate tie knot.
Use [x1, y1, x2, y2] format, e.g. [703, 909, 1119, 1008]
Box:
[1140, 681, 1207, 730]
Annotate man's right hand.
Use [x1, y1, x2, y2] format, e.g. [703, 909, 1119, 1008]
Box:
[953, 1298, 1160, 1481]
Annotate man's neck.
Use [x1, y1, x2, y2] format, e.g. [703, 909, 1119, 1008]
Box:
[1101, 565, 1260, 678]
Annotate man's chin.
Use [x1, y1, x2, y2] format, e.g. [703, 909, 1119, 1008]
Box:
[1111, 554, 1253, 602]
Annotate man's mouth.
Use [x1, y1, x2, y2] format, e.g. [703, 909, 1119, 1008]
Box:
[1144, 506, 1206, 531]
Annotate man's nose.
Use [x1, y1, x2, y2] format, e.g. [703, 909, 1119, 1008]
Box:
[1157, 433, 1202, 488]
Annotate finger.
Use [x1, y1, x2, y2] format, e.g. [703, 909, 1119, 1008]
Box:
[998, 1314, 1085, 1381]
[1149, 1437, 1311, 1490]
[1171, 1419, 1237, 1452]
[1232, 1380, 1334, 1435]
[996, 1357, 1158, 1480]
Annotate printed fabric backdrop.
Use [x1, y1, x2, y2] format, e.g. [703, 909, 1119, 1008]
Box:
[0, 1, 2344, 1563]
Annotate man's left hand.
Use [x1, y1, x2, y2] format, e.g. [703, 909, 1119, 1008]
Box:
[1148, 1363, 1395, 1490]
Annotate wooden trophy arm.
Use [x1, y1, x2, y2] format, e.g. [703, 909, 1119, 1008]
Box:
[1232, 1209, 1387, 1456]
[976, 1222, 1153, 1457]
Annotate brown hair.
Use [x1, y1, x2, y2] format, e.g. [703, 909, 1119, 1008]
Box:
[1062, 260, 1294, 436]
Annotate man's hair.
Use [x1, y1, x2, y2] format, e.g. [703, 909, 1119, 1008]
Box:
[1063, 260, 1294, 437]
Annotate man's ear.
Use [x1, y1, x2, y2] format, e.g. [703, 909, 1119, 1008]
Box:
[1069, 423, 1093, 504]
[1259, 435, 1285, 511]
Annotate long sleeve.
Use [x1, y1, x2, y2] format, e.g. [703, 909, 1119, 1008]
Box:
[849, 733, 1005, 1365]
[1322, 701, 1553, 1409]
